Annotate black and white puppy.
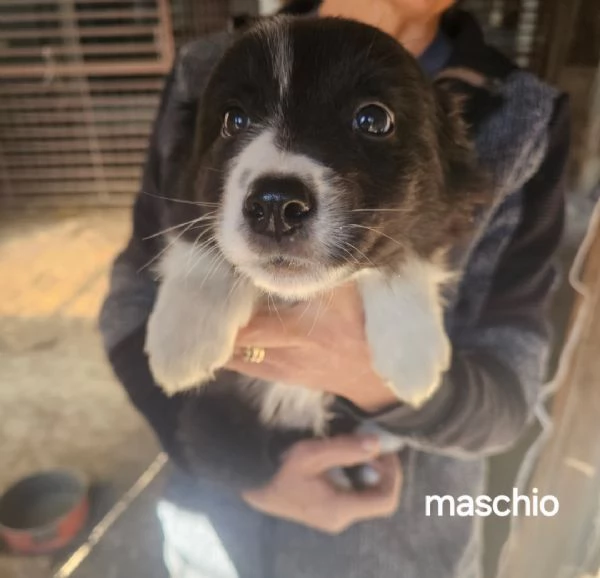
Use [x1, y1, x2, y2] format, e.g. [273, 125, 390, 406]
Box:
[145, 17, 485, 467]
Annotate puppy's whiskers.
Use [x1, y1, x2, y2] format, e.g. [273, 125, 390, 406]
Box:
[296, 299, 313, 325]
[203, 166, 226, 175]
[144, 211, 217, 240]
[349, 208, 412, 213]
[307, 288, 333, 338]
[185, 229, 217, 278]
[199, 249, 227, 290]
[346, 224, 408, 250]
[225, 274, 244, 304]
[268, 292, 286, 330]
[141, 191, 219, 208]
[331, 242, 360, 266]
[342, 240, 376, 268]
[138, 219, 197, 273]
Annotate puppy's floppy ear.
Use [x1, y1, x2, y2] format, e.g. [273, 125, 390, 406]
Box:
[432, 80, 491, 238]
[174, 33, 233, 102]
[155, 33, 234, 199]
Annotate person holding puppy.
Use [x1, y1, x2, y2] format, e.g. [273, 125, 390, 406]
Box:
[100, 0, 569, 576]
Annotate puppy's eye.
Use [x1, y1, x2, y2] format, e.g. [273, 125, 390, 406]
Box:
[222, 107, 250, 137]
[353, 104, 394, 137]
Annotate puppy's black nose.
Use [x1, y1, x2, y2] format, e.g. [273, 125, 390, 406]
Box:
[244, 176, 315, 239]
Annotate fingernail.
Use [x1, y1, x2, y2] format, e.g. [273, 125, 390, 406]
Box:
[360, 465, 382, 487]
[360, 436, 380, 453]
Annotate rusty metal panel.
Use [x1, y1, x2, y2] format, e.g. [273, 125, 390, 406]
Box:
[0, 0, 239, 209]
[170, 0, 231, 46]
[0, 0, 174, 78]
[1, 0, 582, 209]
[0, 0, 175, 209]
[0, 74, 162, 208]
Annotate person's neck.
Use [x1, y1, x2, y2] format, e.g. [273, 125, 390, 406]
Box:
[318, 0, 441, 57]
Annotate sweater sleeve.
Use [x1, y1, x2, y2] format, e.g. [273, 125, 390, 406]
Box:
[342, 94, 570, 457]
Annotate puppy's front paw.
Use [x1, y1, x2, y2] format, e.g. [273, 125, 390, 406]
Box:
[144, 240, 257, 395]
[145, 282, 240, 395]
[371, 322, 450, 407]
[359, 262, 451, 408]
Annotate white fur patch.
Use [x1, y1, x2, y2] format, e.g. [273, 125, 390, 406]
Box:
[272, 21, 292, 101]
[145, 239, 257, 395]
[357, 257, 452, 408]
[355, 421, 405, 453]
[218, 128, 349, 298]
[259, 382, 330, 433]
[256, 18, 292, 102]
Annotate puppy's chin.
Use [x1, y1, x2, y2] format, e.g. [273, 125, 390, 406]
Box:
[238, 260, 352, 300]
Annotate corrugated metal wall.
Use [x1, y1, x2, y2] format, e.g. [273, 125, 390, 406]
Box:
[0, 0, 179, 209]
[171, 0, 230, 44]
[0, 0, 584, 210]
[0, 0, 231, 210]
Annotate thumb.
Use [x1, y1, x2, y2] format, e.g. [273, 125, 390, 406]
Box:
[285, 435, 381, 475]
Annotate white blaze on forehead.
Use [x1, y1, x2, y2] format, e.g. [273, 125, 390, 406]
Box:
[257, 18, 292, 101]
[226, 128, 330, 190]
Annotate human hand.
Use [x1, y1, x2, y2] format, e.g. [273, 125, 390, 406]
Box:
[242, 435, 402, 534]
[226, 283, 399, 412]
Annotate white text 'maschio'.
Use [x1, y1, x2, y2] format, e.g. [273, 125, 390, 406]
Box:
[425, 488, 559, 517]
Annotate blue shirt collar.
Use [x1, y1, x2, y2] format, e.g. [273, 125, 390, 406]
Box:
[418, 30, 452, 77]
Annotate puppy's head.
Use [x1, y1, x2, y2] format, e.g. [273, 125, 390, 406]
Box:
[168, 17, 486, 299]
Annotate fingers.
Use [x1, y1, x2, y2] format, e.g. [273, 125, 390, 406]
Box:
[224, 358, 283, 382]
[353, 453, 402, 512]
[331, 454, 402, 529]
[243, 438, 402, 536]
[284, 435, 381, 474]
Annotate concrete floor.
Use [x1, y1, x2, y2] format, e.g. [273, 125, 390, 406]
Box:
[0, 197, 594, 578]
[0, 210, 161, 578]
